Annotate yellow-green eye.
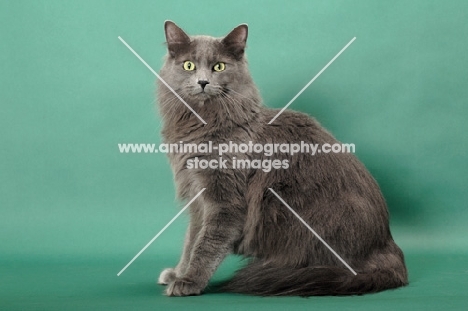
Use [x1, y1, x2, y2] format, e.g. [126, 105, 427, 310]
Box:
[213, 62, 226, 72]
[183, 61, 196, 71]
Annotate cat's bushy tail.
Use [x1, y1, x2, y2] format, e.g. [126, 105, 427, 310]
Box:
[223, 254, 407, 296]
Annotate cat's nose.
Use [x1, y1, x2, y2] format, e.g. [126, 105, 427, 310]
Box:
[197, 80, 210, 90]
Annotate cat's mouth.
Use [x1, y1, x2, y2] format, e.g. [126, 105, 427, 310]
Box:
[192, 91, 210, 99]
[191, 88, 218, 99]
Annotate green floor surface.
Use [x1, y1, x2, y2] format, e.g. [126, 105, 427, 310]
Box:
[1, 252, 467, 310]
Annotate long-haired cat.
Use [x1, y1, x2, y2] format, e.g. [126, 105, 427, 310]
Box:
[156, 21, 407, 296]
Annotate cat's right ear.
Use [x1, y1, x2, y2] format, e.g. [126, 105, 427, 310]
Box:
[222, 24, 248, 59]
[164, 21, 191, 58]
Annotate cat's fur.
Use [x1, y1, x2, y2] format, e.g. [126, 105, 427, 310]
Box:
[157, 21, 408, 296]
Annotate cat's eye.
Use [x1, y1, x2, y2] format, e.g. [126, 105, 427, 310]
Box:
[183, 61, 196, 71]
[213, 62, 226, 72]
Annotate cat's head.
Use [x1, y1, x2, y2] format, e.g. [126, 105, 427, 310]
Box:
[158, 21, 261, 128]
[161, 21, 249, 100]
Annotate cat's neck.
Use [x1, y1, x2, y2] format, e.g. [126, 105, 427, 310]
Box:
[160, 94, 265, 142]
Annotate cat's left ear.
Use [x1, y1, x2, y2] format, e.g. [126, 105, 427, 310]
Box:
[222, 24, 248, 59]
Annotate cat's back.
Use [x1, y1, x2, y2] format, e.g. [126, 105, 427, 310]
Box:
[258, 108, 337, 145]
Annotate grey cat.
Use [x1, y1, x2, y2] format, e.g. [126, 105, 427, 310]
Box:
[156, 21, 408, 296]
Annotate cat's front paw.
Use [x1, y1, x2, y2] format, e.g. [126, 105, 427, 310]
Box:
[165, 278, 203, 296]
[158, 268, 176, 285]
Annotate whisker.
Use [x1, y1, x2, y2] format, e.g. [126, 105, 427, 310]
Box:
[223, 87, 259, 105]
[218, 94, 233, 121]
[222, 92, 250, 121]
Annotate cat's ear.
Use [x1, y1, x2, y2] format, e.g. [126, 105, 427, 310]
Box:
[222, 24, 248, 59]
[164, 20, 191, 58]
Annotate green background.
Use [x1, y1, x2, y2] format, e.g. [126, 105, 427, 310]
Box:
[1, 0, 467, 309]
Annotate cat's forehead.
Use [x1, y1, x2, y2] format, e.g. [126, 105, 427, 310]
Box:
[187, 35, 225, 62]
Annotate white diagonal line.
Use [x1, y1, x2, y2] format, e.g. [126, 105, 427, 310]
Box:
[117, 188, 206, 276]
[268, 37, 356, 124]
[268, 188, 357, 275]
[118, 36, 207, 125]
